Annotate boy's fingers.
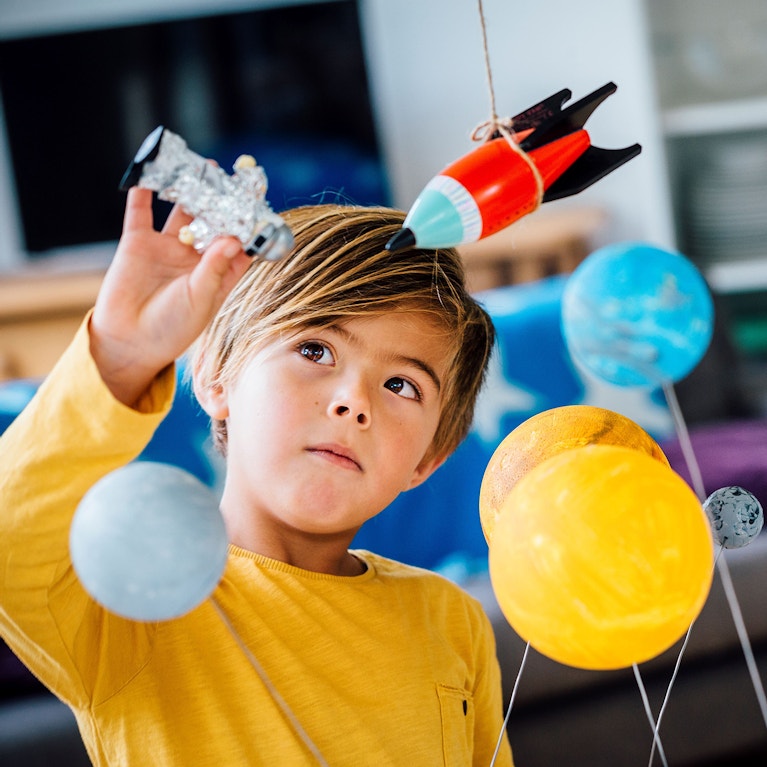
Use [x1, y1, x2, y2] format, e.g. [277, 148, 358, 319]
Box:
[190, 237, 250, 303]
[123, 187, 193, 238]
[122, 188, 155, 233]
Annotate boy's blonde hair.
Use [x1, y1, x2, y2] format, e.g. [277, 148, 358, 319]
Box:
[192, 204, 495, 463]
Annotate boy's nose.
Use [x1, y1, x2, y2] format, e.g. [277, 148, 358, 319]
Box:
[333, 404, 369, 426]
[328, 380, 371, 427]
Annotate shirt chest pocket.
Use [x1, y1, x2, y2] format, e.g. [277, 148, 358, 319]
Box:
[437, 684, 474, 766]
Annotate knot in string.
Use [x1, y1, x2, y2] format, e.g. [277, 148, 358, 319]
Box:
[470, 116, 546, 211]
[470, 116, 515, 143]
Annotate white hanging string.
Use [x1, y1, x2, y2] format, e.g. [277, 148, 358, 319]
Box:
[663, 380, 767, 733]
[715, 551, 767, 728]
[641, 545, 728, 766]
[645, 551, 718, 767]
[662, 382, 706, 500]
[633, 663, 669, 767]
[490, 641, 531, 767]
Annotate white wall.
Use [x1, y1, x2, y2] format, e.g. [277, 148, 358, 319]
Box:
[360, 0, 676, 247]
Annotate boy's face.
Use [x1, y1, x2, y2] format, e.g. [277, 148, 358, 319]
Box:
[198, 311, 452, 546]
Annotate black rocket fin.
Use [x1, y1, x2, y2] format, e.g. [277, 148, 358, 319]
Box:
[494, 88, 573, 138]
[542, 143, 642, 202]
[520, 82, 618, 151]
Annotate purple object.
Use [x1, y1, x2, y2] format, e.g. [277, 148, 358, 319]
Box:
[661, 418, 767, 507]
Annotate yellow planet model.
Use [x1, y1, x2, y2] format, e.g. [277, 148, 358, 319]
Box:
[489, 444, 714, 670]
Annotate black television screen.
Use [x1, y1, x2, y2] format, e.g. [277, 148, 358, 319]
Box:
[0, 0, 388, 259]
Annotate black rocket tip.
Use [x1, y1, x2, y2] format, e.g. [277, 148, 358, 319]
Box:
[385, 227, 416, 251]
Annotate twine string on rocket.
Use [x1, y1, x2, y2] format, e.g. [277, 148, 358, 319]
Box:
[470, 0, 512, 142]
[476, 0, 499, 129]
[472, 0, 544, 209]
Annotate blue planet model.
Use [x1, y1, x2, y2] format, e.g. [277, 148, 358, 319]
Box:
[561, 242, 714, 388]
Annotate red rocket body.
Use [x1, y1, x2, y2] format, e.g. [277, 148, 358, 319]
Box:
[443, 129, 592, 238]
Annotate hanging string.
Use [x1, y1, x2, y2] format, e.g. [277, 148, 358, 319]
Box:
[662, 381, 706, 501]
[646, 545, 723, 767]
[633, 664, 669, 767]
[716, 551, 767, 728]
[476, 0, 500, 128]
[663, 380, 767, 731]
[473, 0, 545, 209]
[490, 641, 530, 767]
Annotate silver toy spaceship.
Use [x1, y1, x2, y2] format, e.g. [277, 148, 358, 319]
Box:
[120, 126, 294, 261]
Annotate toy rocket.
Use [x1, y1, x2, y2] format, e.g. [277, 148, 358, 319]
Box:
[386, 82, 641, 251]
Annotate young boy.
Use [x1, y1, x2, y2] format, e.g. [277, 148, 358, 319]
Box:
[0, 187, 512, 765]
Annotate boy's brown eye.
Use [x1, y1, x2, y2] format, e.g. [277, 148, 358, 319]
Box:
[299, 342, 333, 365]
[385, 377, 420, 401]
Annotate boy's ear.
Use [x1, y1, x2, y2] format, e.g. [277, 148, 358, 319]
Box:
[405, 452, 448, 491]
[193, 378, 229, 420]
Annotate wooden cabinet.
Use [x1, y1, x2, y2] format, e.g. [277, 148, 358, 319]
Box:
[458, 207, 607, 293]
[0, 270, 103, 380]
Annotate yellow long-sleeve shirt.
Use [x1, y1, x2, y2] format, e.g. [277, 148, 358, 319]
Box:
[0, 317, 512, 766]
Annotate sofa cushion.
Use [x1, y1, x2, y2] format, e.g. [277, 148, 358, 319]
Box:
[661, 418, 767, 504]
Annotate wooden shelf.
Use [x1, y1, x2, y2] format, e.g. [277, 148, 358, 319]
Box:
[0, 269, 104, 380]
[457, 207, 608, 293]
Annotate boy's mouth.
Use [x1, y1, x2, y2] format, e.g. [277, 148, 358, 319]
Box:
[307, 444, 362, 472]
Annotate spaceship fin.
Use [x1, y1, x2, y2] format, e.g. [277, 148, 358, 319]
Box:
[520, 83, 618, 151]
[542, 143, 642, 202]
[119, 125, 166, 190]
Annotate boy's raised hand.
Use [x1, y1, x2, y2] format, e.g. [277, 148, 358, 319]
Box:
[90, 187, 253, 407]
